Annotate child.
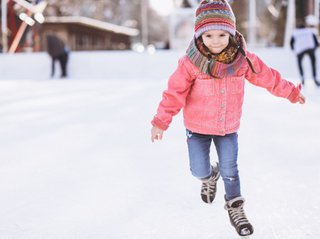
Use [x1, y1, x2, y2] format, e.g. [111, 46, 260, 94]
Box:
[150, 0, 305, 237]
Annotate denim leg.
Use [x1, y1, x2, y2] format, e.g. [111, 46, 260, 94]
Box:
[213, 133, 240, 200]
[186, 130, 213, 179]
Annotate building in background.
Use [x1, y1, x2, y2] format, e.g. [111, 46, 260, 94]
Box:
[40, 16, 138, 51]
[1, 0, 140, 53]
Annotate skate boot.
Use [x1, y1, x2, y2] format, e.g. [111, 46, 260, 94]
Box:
[224, 196, 254, 237]
[200, 163, 220, 204]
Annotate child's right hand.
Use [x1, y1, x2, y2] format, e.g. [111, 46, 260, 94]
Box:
[151, 126, 164, 142]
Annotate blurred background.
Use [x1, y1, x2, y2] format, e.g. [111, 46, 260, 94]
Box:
[1, 2, 320, 239]
[1, 0, 320, 53]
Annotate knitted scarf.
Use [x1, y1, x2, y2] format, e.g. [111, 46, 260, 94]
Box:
[186, 31, 250, 78]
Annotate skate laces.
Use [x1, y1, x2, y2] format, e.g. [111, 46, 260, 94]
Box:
[201, 172, 219, 194]
[201, 164, 220, 193]
[200, 164, 220, 203]
[225, 198, 250, 227]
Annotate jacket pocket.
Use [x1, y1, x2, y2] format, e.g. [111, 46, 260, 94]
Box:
[229, 77, 244, 94]
[190, 79, 215, 96]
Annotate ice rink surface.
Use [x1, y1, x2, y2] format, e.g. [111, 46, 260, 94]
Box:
[0, 48, 319, 238]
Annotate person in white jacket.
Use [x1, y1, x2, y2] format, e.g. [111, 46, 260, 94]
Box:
[290, 23, 320, 86]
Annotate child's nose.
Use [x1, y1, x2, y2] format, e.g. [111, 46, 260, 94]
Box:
[212, 38, 219, 44]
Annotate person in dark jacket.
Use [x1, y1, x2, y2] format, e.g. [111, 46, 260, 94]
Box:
[290, 24, 320, 86]
[46, 34, 69, 78]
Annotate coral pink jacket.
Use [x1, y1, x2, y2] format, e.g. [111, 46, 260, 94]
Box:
[151, 52, 301, 135]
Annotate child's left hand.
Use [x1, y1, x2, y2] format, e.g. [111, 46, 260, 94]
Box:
[297, 93, 306, 104]
[289, 84, 306, 104]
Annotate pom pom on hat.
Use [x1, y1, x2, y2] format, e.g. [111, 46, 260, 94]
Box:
[194, 0, 236, 38]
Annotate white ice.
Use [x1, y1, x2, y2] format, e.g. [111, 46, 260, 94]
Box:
[0, 48, 320, 239]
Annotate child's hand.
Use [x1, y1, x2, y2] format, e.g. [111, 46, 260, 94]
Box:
[151, 126, 164, 142]
[288, 84, 306, 104]
[297, 93, 306, 104]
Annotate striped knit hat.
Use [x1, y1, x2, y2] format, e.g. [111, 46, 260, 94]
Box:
[195, 0, 236, 38]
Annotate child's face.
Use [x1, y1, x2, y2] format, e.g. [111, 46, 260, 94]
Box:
[201, 30, 230, 54]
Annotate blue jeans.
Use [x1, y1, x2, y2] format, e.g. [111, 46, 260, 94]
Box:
[186, 129, 241, 200]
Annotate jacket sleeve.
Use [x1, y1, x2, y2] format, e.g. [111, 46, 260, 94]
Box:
[151, 56, 195, 130]
[245, 51, 301, 103]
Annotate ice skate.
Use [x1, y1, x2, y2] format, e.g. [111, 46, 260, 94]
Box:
[224, 196, 254, 237]
[200, 163, 220, 204]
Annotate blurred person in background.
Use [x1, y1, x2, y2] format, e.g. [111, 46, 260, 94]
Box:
[290, 22, 320, 87]
[46, 34, 70, 78]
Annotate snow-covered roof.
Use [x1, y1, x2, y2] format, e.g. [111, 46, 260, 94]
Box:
[44, 16, 139, 36]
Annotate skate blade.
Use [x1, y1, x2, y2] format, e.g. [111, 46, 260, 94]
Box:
[239, 228, 252, 238]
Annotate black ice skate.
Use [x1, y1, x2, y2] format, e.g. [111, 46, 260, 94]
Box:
[200, 163, 220, 204]
[224, 196, 254, 237]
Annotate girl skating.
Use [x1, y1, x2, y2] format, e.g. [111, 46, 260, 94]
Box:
[151, 0, 305, 237]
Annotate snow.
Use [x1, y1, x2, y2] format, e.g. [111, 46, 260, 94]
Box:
[0, 48, 320, 239]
